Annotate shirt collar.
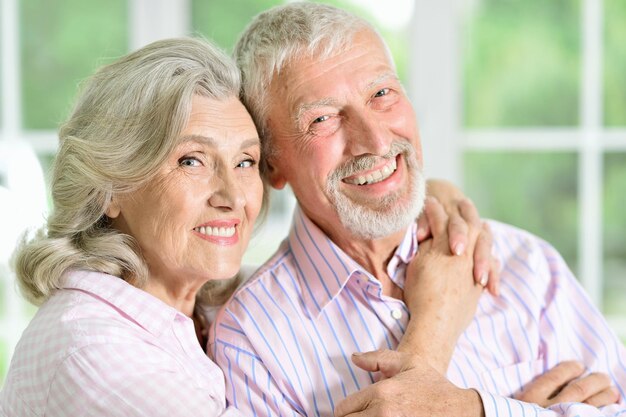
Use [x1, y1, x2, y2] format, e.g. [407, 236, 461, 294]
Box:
[63, 269, 181, 337]
[287, 205, 419, 318]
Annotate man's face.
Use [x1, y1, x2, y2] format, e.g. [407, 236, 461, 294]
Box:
[265, 29, 425, 242]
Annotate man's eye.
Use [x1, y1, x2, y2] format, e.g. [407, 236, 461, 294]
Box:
[312, 115, 330, 124]
[374, 88, 390, 98]
[178, 157, 201, 167]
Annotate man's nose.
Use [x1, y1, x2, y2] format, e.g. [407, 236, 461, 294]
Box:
[346, 114, 392, 157]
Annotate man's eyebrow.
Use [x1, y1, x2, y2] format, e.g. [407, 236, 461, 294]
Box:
[294, 97, 338, 127]
[365, 72, 399, 91]
[179, 135, 260, 150]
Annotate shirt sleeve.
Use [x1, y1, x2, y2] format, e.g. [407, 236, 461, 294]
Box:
[44, 342, 235, 417]
[479, 239, 626, 417]
[211, 308, 305, 417]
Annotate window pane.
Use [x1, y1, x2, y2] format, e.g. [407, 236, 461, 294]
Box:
[605, 0, 626, 126]
[463, 0, 580, 127]
[191, 0, 410, 80]
[192, 0, 283, 51]
[603, 153, 626, 315]
[20, 0, 128, 129]
[464, 152, 578, 271]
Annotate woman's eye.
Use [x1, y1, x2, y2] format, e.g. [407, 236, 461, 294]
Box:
[374, 88, 390, 98]
[178, 157, 202, 167]
[237, 159, 256, 169]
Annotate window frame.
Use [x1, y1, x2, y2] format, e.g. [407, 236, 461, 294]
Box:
[409, 0, 626, 335]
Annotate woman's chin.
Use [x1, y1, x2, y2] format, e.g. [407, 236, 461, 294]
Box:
[206, 264, 242, 281]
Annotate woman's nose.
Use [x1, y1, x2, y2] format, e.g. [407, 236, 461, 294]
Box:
[207, 170, 246, 210]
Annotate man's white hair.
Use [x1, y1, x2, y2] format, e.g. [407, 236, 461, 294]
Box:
[234, 1, 391, 176]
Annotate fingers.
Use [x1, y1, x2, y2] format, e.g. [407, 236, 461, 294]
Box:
[423, 197, 448, 244]
[486, 257, 501, 296]
[584, 386, 621, 407]
[473, 222, 500, 296]
[334, 388, 372, 417]
[350, 349, 414, 378]
[517, 361, 585, 405]
[447, 213, 468, 256]
[416, 212, 431, 242]
[553, 372, 613, 404]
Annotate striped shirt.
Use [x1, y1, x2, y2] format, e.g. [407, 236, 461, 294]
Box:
[210, 206, 626, 417]
[0, 270, 241, 417]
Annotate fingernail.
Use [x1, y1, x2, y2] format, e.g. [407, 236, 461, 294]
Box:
[352, 352, 363, 357]
[479, 273, 488, 287]
[454, 243, 465, 256]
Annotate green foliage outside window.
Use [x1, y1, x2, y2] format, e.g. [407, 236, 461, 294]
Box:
[464, 152, 579, 271]
[605, 0, 626, 126]
[603, 153, 626, 315]
[20, 0, 128, 129]
[463, 0, 580, 127]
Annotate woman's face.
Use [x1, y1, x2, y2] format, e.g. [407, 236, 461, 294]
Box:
[108, 95, 263, 284]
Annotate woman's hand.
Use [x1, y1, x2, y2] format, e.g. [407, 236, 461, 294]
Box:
[516, 361, 620, 407]
[398, 197, 485, 373]
[422, 178, 500, 296]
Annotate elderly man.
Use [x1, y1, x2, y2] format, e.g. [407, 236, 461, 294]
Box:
[210, 3, 626, 416]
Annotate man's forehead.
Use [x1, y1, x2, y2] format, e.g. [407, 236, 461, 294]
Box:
[284, 68, 398, 111]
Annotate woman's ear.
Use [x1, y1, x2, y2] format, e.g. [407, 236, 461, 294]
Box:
[105, 196, 121, 219]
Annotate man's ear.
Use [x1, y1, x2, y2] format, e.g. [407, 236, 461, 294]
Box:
[267, 159, 287, 190]
[105, 196, 121, 219]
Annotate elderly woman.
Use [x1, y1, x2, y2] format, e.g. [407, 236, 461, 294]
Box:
[0, 38, 260, 416]
[0, 36, 498, 417]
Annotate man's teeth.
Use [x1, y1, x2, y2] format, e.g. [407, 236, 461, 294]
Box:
[194, 226, 236, 237]
[345, 158, 397, 186]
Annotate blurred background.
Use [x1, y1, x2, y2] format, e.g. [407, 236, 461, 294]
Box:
[0, 0, 625, 386]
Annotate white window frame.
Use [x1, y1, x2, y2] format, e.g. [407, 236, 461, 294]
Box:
[410, 0, 626, 336]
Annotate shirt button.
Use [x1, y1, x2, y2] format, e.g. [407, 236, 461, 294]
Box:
[391, 309, 402, 320]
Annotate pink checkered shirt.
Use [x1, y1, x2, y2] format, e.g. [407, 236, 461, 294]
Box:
[0, 270, 241, 417]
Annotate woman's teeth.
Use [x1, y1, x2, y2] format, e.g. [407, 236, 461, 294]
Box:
[194, 226, 236, 237]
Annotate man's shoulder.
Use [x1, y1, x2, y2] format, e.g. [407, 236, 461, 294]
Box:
[484, 219, 569, 287]
[235, 243, 297, 295]
[484, 219, 551, 254]
[213, 240, 321, 338]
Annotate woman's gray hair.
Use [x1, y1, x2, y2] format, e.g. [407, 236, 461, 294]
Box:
[13, 37, 260, 306]
[234, 2, 378, 176]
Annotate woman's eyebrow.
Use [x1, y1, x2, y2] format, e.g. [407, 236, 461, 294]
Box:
[179, 135, 260, 150]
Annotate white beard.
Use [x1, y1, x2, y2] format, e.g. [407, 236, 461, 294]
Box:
[324, 141, 426, 240]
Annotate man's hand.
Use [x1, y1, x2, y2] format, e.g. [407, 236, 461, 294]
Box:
[334, 349, 485, 417]
[516, 361, 620, 407]
[422, 179, 500, 295]
[398, 197, 484, 373]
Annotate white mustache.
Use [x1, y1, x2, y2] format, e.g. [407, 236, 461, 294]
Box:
[330, 141, 415, 180]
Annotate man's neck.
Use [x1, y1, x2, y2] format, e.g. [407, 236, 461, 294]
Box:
[323, 224, 408, 299]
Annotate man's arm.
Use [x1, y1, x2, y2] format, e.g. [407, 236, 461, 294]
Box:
[337, 235, 626, 417]
[335, 350, 624, 417]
